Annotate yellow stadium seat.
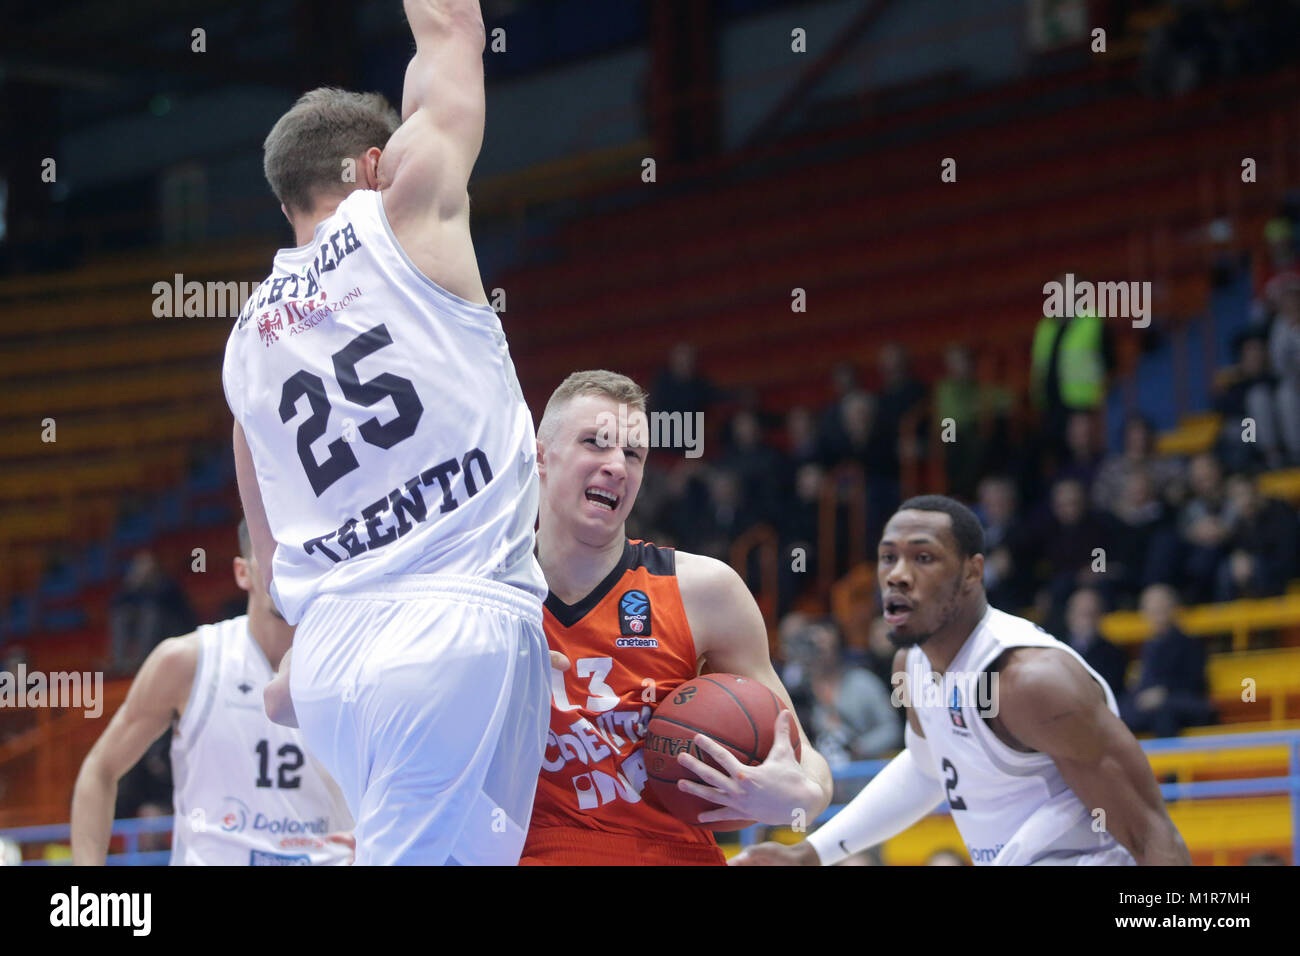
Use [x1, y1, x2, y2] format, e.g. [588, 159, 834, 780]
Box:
[1155, 413, 1222, 457]
[1101, 594, 1300, 651]
[1258, 468, 1300, 505]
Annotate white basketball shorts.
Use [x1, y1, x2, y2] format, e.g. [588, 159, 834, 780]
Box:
[290, 573, 549, 865]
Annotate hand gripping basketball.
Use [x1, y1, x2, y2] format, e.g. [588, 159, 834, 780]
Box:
[675, 711, 820, 827]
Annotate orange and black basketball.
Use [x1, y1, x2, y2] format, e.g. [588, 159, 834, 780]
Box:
[642, 673, 801, 831]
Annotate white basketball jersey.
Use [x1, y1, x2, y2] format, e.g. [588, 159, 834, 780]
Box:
[169, 616, 353, 865]
[906, 607, 1136, 866]
[222, 188, 545, 624]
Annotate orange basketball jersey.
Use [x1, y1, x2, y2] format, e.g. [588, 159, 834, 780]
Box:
[522, 539, 724, 864]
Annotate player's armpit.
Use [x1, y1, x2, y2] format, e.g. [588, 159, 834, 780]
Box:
[993, 648, 1191, 865]
[71, 636, 198, 864]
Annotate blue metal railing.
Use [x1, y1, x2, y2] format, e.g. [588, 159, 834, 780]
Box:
[4, 730, 1297, 864]
[3, 814, 175, 866]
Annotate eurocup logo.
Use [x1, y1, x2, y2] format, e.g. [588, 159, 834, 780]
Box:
[949, 685, 967, 729]
[221, 797, 250, 833]
[618, 590, 651, 637]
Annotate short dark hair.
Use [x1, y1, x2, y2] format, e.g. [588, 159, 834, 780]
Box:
[263, 87, 400, 214]
[894, 495, 985, 557]
[237, 519, 251, 560]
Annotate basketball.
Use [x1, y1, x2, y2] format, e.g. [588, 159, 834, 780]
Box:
[642, 674, 801, 831]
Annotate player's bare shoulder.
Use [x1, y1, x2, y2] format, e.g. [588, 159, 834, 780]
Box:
[133, 632, 201, 720]
[992, 644, 1106, 715]
[673, 549, 737, 596]
[986, 644, 1111, 755]
[674, 549, 766, 661]
[674, 550, 746, 618]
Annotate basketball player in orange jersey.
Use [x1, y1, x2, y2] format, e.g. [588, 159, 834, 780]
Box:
[264, 370, 832, 864]
[519, 370, 833, 865]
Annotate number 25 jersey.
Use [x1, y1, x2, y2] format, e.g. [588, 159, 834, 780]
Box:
[222, 188, 544, 624]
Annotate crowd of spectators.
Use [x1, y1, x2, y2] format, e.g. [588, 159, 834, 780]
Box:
[636, 343, 935, 607]
[1228, 195, 1300, 470]
[634, 269, 1300, 758]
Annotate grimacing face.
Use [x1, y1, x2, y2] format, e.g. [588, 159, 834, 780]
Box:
[877, 510, 975, 648]
[540, 393, 648, 545]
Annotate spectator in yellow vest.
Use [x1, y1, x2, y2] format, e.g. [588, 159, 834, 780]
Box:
[1031, 280, 1116, 457]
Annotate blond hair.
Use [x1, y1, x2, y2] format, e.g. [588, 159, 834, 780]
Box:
[537, 370, 648, 446]
[262, 87, 400, 215]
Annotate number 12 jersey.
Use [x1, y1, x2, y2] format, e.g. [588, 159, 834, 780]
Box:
[170, 616, 353, 865]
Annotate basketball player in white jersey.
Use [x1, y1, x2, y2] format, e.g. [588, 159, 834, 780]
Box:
[223, 0, 548, 864]
[71, 522, 352, 865]
[733, 496, 1190, 866]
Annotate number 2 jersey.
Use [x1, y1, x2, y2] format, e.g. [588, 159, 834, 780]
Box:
[222, 188, 545, 625]
[906, 606, 1136, 866]
[169, 616, 353, 865]
[522, 539, 725, 865]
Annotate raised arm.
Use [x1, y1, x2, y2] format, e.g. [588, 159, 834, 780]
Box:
[993, 646, 1191, 865]
[382, 2, 486, 225]
[71, 637, 196, 864]
[402, 0, 486, 126]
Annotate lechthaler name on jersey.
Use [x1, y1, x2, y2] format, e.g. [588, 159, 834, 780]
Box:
[304, 447, 494, 564]
[49, 886, 151, 937]
[237, 222, 362, 328]
[615, 637, 658, 648]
